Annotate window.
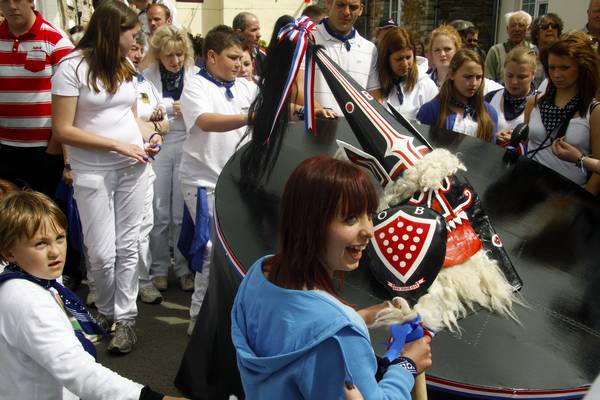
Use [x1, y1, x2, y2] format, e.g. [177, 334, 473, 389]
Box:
[521, 0, 548, 17]
[382, 0, 401, 24]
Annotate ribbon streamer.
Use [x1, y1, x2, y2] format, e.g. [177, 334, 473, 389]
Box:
[266, 16, 317, 143]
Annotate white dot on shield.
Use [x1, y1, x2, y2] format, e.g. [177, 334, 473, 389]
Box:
[413, 237, 420, 243]
[416, 228, 423, 234]
[388, 227, 394, 234]
[402, 234, 409, 241]
[407, 226, 413, 232]
[410, 245, 416, 251]
[393, 255, 399, 261]
[400, 261, 406, 267]
[397, 221, 404, 228]
[406, 253, 412, 260]
[387, 248, 393, 254]
[383, 240, 389, 246]
[379, 233, 385, 239]
[398, 243, 404, 250]
[392, 235, 398, 242]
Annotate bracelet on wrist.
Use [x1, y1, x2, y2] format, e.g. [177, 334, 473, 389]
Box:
[389, 356, 418, 376]
[575, 154, 587, 174]
[148, 132, 161, 143]
[152, 121, 161, 134]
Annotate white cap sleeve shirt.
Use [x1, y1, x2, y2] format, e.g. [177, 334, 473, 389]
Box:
[310, 23, 380, 114]
[52, 52, 144, 171]
[179, 75, 258, 189]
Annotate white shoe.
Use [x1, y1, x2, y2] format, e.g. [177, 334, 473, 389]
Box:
[139, 285, 163, 304]
[187, 317, 196, 336]
[86, 284, 97, 308]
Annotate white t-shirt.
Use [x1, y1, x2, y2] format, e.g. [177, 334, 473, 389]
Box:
[385, 59, 438, 121]
[311, 23, 380, 114]
[0, 279, 143, 400]
[484, 78, 503, 96]
[452, 113, 480, 138]
[52, 52, 143, 170]
[179, 74, 258, 189]
[488, 89, 525, 134]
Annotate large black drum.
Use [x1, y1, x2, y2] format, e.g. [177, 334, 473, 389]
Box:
[176, 118, 600, 400]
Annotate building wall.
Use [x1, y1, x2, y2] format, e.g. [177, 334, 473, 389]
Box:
[436, 0, 497, 50]
[495, 0, 588, 44]
[177, 0, 310, 41]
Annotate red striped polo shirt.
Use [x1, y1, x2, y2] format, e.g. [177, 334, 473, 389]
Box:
[0, 11, 73, 147]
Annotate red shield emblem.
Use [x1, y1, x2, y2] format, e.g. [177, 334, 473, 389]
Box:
[371, 209, 437, 284]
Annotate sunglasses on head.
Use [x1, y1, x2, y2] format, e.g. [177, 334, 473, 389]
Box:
[540, 23, 558, 30]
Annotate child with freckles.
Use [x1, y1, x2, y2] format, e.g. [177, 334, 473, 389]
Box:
[0, 191, 186, 400]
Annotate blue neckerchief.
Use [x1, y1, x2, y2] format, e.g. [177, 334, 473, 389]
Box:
[322, 18, 356, 51]
[159, 63, 184, 100]
[137, 73, 145, 83]
[429, 69, 440, 87]
[54, 179, 83, 253]
[198, 68, 235, 99]
[393, 76, 406, 105]
[450, 97, 477, 119]
[503, 85, 535, 121]
[0, 265, 107, 359]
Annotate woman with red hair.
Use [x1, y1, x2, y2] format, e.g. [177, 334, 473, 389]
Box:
[231, 155, 432, 400]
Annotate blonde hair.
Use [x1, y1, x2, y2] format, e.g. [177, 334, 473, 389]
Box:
[503, 46, 537, 71]
[148, 25, 195, 67]
[0, 191, 67, 262]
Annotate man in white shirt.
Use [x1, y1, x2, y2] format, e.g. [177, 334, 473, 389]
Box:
[309, 0, 381, 114]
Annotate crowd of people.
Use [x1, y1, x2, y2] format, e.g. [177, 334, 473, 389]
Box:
[1, 0, 600, 399]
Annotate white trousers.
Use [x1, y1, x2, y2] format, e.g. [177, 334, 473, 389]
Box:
[138, 167, 155, 288]
[73, 164, 147, 321]
[181, 183, 214, 319]
[149, 136, 188, 278]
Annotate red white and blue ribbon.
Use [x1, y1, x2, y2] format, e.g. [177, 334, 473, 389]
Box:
[267, 16, 317, 142]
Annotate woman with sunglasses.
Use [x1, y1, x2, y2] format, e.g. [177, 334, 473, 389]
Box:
[524, 32, 600, 192]
[530, 13, 563, 89]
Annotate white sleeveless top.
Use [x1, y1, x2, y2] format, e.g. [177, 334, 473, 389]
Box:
[488, 89, 525, 134]
[528, 102, 592, 186]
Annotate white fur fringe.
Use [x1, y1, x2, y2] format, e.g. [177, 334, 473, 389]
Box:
[369, 297, 418, 329]
[369, 250, 522, 333]
[381, 149, 466, 210]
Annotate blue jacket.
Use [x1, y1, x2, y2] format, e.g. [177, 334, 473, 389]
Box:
[231, 256, 414, 400]
[416, 96, 498, 143]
